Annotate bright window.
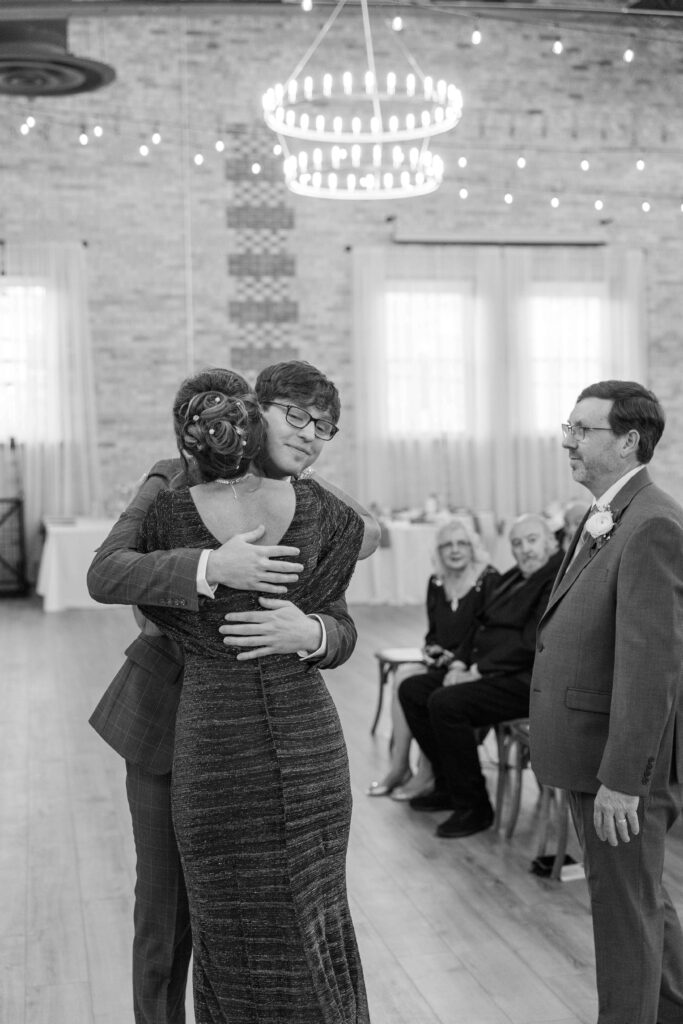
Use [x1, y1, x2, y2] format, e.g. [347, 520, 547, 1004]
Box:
[0, 280, 53, 441]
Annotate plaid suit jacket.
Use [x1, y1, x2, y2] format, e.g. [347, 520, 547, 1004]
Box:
[88, 460, 357, 774]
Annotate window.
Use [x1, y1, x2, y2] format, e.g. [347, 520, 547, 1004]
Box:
[353, 245, 645, 517]
[0, 280, 53, 441]
[384, 282, 472, 436]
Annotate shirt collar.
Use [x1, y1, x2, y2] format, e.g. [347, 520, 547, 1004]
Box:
[593, 464, 645, 508]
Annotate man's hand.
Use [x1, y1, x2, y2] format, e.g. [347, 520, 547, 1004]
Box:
[219, 598, 323, 660]
[206, 526, 304, 593]
[442, 661, 473, 686]
[593, 784, 640, 846]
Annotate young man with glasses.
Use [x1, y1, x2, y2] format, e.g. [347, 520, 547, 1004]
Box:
[531, 380, 683, 1024]
[87, 361, 379, 1024]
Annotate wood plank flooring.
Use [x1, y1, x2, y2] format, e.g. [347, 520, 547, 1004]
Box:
[3, 595, 683, 1023]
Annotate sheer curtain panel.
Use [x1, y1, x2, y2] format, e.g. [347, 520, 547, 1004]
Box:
[352, 244, 644, 520]
[0, 242, 102, 579]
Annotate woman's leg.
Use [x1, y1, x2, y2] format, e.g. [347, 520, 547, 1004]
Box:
[368, 672, 440, 796]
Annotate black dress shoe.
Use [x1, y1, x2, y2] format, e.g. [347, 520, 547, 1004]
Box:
[409, 790, 454, 812]
[435, 805, 494, 838]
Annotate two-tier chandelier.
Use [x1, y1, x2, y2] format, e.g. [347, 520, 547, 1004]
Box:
[262, 0, 463, 200]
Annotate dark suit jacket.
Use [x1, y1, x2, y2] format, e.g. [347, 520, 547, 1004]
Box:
[530, 469, 683, 795]
[88, 460, 358, 774]
[453, 550, 563, 684]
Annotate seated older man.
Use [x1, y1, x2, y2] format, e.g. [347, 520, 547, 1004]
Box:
[399, 513, 563, 839]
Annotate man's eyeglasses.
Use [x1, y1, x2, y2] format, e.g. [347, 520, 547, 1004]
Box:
[561, 422, 612, 442]
[269, 402, 339, 441]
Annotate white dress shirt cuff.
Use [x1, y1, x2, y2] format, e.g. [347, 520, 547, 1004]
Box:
[298, 614, 327, 660]
[197, 549, 218, 598]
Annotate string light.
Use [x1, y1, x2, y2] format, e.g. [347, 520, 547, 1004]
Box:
[516, 155, 526, 169]
[93, 124, 103, 138]
[458, 156, 467, 168]
[594, 199, 604, 211]
[19, 122, 30, 136]
[471, 26, 482, 46]
[636, 159, 645, 171]
[623, 47, 635, 63]
[151, 130, 162, 145]
[641, 200, 651, 212]
[459, 187, 468, 199]
[580, 158, 590, 171]
[552, 38, 564, 56]
[215, 139, 225, 152]
[26, 115, 36, 128]
[251, 162, 261, 174]
[504, 192, 514, 204]
[391, 16, 403, 32]
[139, 143, 150, 157]
[193, 153, 204, 166]
[550, 196, 560, 208]
[79, 127, 89, 146]
[302, 0, 312, 10]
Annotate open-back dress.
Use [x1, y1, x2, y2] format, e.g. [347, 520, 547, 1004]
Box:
[138, 477, 370, 1024]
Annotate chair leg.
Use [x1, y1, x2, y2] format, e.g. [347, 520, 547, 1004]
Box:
[550, 789, 570, 881]
[370, 663, 391, 736]
[505, 738, 527, 840]
[494, 725, 511, 830]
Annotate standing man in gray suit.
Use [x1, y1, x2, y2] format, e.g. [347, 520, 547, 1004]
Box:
[88, 362, 378, 1024]
[530, 380, 683, 1024]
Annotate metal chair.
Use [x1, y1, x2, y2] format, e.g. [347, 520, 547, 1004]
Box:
[371, 647, 425, 735]
[494, 718, 571, 880]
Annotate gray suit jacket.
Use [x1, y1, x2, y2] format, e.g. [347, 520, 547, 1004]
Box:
[530, 469, 683, 796]
[88, 460, 358, 774]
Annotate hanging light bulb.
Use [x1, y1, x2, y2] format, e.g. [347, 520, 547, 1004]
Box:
[504, 192, 514, 204]
[79, 127, 89, 146]
[93, 124, 103, 138]
[471, 26, 482, 45]
[552, 38, 564, 56]
[550, 196, 560, 208]
[594, 199, 604, 211]
[194, 153, 204, 166]
[516, 155, 526, 169]
[623, 47, 635, 63]
[26, 115, 36, 128]
[580, 158, 590, 171]
[139, 143, 150, 157]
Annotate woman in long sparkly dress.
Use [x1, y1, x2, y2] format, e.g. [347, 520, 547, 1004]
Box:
[138, 370, 370, 1024]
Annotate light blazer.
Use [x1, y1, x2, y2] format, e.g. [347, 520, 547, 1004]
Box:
[530, 469, 683, 796]
[88, 460, 358, 775]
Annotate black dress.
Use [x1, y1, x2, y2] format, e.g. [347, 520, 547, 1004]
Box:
[138, 478, 370, 1024]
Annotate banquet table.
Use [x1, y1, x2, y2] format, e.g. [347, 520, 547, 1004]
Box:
[37, 516, 116, 612]
[346, 515, 513, 605]
[346, 521, 439, 605]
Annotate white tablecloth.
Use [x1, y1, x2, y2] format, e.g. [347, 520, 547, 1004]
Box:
[346, 516, 514, 605]
[347, 522, 439, 605]
[37, 516, 116, 612]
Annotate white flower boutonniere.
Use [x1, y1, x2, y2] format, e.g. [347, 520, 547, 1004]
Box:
[585, 506, 615, 544]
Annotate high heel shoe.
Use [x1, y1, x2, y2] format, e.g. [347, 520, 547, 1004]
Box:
[366, 770, 412, 798]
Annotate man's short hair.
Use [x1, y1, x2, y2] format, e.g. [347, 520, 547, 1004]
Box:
[255, 360, 341, 423]
[577, 380, 665, 464]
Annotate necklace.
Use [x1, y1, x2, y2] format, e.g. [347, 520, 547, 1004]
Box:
[214, 472, 254, 500]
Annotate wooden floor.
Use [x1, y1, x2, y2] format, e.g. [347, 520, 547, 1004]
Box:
[4, 597, 683, 1024]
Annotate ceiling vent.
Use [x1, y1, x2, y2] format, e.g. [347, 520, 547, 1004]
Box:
[0, 19, 115, 97]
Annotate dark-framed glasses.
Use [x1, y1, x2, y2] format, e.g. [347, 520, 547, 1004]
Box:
[269, 402, 339, 441]
[561, 422, 612, 442]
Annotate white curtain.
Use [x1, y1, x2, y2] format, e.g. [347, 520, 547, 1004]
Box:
[0, 242, 102, 579]
[352, 244, 644, 520]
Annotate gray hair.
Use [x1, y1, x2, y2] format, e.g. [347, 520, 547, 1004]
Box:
[433, 515, 491, 577]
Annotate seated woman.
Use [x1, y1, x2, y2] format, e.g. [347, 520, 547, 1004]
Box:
[367, 515, 499, 800]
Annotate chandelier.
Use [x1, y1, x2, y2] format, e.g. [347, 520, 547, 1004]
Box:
[262, 0, 463, 200]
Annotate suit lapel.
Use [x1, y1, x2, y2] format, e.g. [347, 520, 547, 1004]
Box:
[543, 469, 653, 617]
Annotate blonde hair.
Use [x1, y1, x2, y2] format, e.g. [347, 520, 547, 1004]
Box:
[433, 515, 490, 579]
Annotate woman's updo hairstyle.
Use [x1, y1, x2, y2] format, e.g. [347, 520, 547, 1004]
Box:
[172, 368, 266, 481]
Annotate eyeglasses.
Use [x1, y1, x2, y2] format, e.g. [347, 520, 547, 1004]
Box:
[269, 402, 339, 441]
[561, 422, 613, 442]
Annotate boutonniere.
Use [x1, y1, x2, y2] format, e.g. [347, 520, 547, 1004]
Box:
[585, 505, 617, 549]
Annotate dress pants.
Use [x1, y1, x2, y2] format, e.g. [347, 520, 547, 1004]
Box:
[126, 762, 192, 1024]
[399, 672, 530, 811]
[569, 749, 683, 1024]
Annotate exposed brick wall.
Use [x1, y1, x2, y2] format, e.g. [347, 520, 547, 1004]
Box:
[0, 8, 681, 510]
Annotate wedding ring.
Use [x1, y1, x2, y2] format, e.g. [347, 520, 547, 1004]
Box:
[616, 817, 626, 823]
